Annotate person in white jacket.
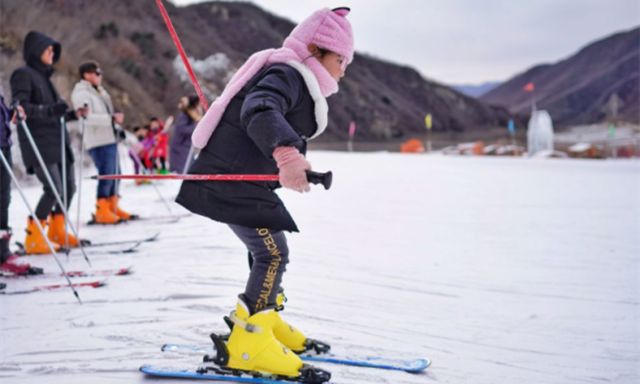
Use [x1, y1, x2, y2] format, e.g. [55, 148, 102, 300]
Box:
[71, 60, 136, 224]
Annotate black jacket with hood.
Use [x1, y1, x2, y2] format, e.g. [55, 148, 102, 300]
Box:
[175, 64, 320, 232]
[10, 31, 77, 173]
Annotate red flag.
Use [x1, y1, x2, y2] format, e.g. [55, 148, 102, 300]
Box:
[523, 82, 534, 92]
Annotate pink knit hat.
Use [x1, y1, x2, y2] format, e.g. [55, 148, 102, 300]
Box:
[284, 7, 355, 66]
[191, 7, 354, 149]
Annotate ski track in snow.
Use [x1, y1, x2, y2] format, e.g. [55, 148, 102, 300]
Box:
[1, 152, 638, 384]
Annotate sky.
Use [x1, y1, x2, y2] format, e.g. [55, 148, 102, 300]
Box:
[171, 0, 640, 85]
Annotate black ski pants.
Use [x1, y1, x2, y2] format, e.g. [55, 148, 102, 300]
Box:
[1, 146, 12, 262]
[0, 147, 11, 230]
[229, 224, 289, 315]
[33, 161, 75, 220]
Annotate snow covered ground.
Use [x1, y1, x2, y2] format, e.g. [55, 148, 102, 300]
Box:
[1, 151, 638, 384]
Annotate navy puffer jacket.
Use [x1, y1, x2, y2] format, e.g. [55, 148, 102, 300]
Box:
[176, 64, 319, 232]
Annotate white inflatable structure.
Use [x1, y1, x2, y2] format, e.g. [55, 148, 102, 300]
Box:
[527, 110, 554, 156]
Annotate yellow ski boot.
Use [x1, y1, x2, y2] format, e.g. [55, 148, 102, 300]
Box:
[227, 297, 302, 377]
[206, 296, 331, 383]
[272, 289, 331, 355]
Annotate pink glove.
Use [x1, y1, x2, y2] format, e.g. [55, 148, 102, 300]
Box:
[273, 147, 311, 193]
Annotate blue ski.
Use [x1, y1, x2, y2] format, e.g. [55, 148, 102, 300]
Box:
[140, 364, 344, 383]
[161, 343, 430, 372]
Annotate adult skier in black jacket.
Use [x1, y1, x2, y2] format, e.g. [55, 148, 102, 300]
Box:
[10, 31, 87, 254]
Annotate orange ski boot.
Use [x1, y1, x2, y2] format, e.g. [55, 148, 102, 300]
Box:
[94, 198, 121, 224]
[47, 213, 82, 247]
[109, 195, 138, 221]
[24, 217, 60, 255]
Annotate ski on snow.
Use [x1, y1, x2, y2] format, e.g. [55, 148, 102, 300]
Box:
[132, 213, 190, 222]
[88, 214, 189, 226]
[75, 232, 160, 248]
[140, 364, 345, 384]
[15, 240, 144, 256]
[1, 266, 133, 279]
[0, 279, 108, 295]
[161, 343, 430, 373]
[56, 232, 159, 252]
[73, 241, 142, 255]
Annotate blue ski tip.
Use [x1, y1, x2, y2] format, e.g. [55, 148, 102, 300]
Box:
[302, 355, 430, 372]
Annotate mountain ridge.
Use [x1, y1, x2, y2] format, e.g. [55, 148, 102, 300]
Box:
[0, 0, 511, 142]
[481, 27, 639, 125]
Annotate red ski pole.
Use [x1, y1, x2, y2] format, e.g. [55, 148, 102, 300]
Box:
[155, 0, 209, 110]
[155, 0, 207, 174]
[90, 171, 333, 190]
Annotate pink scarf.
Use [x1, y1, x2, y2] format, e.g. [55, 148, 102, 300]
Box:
[191, 48, 338, 149]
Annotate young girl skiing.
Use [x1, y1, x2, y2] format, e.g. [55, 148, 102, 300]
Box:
[175, 7, 354, 382]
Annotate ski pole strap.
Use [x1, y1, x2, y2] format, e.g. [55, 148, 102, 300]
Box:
[228, 311, 263, 334]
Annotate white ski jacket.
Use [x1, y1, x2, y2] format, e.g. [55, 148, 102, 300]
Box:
[71, 80, 116, 150]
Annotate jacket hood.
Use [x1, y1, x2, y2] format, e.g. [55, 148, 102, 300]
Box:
[23, 31, 61, 73]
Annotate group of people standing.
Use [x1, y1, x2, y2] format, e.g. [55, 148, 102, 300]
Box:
[128, 97, 202, 180]
[0, 30, 202, 273]
[1, 30, 97, 274]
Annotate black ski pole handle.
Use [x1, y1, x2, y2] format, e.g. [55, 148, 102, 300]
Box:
[11, 100, 25, 122]
[306, 170, 333, 190]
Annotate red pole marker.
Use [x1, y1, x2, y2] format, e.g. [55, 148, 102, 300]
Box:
[93, 174, 279, 181]
[91, 171, 333, 190]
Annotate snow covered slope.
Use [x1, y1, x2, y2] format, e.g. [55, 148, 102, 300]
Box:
[1, 152, 638, 383]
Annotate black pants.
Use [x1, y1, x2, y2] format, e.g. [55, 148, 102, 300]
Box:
[1, 146, 12, 262]
[0, 147, 11, 229]
[33, 161, 75, 220]
[229, 224, 290, 315]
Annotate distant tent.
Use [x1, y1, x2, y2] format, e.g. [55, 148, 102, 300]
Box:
[527, 110, 554, 156]
[400, 138, 425, 153]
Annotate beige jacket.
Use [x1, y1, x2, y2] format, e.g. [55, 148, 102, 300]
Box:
[71, 80, 116, 150]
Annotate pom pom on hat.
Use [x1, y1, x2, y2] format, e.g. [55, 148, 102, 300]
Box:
[332, 7, 350, 17]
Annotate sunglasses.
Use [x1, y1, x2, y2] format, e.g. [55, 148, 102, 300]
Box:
[93, 70, 103, 76]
